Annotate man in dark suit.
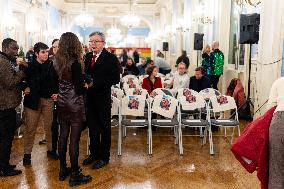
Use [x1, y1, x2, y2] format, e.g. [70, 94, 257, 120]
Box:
[83, 32, 120, 169]
[189, 67, 211, 92]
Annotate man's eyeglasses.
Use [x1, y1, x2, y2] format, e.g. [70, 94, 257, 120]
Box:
[89, 41, 104, 45]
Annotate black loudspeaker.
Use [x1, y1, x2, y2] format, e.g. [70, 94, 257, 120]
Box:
[194, 33, 204, 50]
[163, 42, 169, 51]
[239, 13, 260, 44]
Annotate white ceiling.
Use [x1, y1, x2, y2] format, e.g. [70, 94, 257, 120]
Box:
[47, 0, 159, 28]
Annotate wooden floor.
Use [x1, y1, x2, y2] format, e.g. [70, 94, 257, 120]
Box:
[1, 122, 259, 189]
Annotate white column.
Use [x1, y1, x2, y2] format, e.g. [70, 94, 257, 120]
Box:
[175, 0, 183, 62]
[254, 0, 284, 116]
[187, 0, 200, 75]
[217, 0, 232, 93]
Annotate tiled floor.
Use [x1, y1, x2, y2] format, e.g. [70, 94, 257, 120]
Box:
[1, 123, 259, 189]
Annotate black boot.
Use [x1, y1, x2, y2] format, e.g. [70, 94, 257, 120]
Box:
[69, 168, 92, 187]
[59, 163, 70, 181]
[23, 154, 31, 166]
[47, 150, 59, 160]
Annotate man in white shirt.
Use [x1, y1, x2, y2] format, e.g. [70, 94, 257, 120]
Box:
[155, 51, 171, 75]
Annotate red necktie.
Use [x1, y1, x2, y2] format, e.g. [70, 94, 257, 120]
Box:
[91, 53, 96, 68]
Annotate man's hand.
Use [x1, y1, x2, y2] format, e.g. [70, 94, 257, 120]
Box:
[24, 87, 30, 95]
[16, 58, 28, 67]
[51, 94, 59, 101]
[84, 82, 93, 89]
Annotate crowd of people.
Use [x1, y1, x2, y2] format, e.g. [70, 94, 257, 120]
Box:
[0, 31, 226, 187]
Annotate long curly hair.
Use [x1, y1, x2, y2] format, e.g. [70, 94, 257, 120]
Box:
[55, 32, 83, 80]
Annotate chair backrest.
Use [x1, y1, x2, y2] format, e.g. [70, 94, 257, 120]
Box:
[199, 88, 221, 100]
[151, 95, 179, 119]
[163, 78, 173, 89]
[138, 75, 148, 84]
[125, 88, 148, 98]
[121, 75, 139, 84]
[178, 89, 206, 110]
[121, 95, 146, 116]
[111, 96, 120, 116]
[111, 88, 124, 100]
[209, 95, 237, 113]
[157, 73, 165, 77]
[151, 88, 166, 97]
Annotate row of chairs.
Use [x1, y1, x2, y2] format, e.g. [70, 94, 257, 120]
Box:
[107, 86, 240, 156]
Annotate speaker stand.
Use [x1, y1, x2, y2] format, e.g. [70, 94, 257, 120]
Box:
[247, 44, 254, 109]
[196, 50, 200, 67]
[236, 44, 254, 119]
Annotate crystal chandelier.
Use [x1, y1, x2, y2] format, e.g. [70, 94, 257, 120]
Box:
[235, 0, 261, 7]
[74, 0, 94, 28]
[192, 4, 213, 25]
[106, 19, 122, 45]
[120, 0, 140, 28]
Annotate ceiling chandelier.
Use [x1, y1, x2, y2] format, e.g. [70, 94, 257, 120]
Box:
[120, 0, 140, 28]
[192, 4, 213, 25]
[74, 0, 94, 28]
[106, 19, 122, 45]
[235, 0, 262, 7]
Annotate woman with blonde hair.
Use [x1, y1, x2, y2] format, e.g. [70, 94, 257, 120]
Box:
[201, 44, 212, 76]
[54, 32, 92, 186]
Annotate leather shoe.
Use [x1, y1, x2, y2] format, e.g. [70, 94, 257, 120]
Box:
[8, 164, 16, 169]
[92, 160, 109, 169]
[47, 150, 59, 160]
[82, 156, 97, 166]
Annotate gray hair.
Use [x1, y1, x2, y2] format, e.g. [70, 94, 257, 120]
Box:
[89, 31, 105, 42]
[178, 62, 187, 67]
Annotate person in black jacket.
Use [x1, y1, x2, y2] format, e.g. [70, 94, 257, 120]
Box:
[22, 42, 59, 166]
[54, 32, 92, 186]
[133, 49, 140, 64]
[189, 67, 211, 92]
[176, 50, 190, 69]
[122, 57, 140, 76]
[83, 32, 120, 169]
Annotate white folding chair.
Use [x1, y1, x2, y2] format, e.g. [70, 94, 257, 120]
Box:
[125, 88, 148, 98]
[199, 88, 221, 100]
[149, 94, 182, 155]
[178, 89, 214, 155]
[120, 95, 151, 154]
[121, 75, 139, 84]
[15, 92, 24, 139]
[111, 87, 124, 100]
[209, 95, 241, 144]
[138, 75, 148, 85]
[110, 96, 122, 156]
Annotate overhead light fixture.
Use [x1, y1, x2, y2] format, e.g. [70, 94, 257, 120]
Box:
[74, 0, 94, 28]
[192, 4, 213, 25]
[120, 0, 140, 28]
[106, 18, 122, 45]
[235, 0, 261, 7]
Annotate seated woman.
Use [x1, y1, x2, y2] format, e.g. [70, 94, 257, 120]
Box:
[142, 65, 162, 97]
[171, 62, 190, 95]
[122, 57, 139, 76]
